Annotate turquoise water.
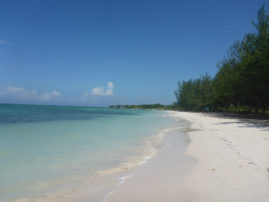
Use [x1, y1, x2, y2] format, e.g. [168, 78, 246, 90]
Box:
[0, 104, 177, 201]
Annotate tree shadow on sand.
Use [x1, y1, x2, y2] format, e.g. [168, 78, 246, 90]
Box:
[206, 112, 269, 132]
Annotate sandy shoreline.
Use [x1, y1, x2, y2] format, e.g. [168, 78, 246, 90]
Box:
[106, 118, 196, 202]
[106, 111, 269, 202]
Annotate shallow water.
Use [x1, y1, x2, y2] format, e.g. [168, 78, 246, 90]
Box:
[0, 104, 179, 201]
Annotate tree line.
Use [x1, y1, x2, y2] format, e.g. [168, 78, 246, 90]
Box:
[109, 104, 176, 110]
[175, 5, 269, 114]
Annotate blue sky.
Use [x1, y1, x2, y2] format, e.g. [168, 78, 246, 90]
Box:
[0, 0, 266, 106]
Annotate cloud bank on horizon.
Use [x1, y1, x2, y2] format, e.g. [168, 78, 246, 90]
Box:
[0, 86, 62, 102]
[39, 91, 62, 101]
[0, 82, 115, 105]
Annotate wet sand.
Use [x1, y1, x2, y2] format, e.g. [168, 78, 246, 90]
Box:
[106, 126, 196, 202]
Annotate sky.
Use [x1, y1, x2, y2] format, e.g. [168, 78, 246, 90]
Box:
[0, 0, 267, 106]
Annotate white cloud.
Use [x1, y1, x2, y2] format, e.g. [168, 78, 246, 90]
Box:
[91, 86, 105, 96]
[0, 86, 61, 102]
[88, 82, 114, 96]
[107, 82, 114, 89]
[39, 91, 61, 101]
[105, 88, 113, 96]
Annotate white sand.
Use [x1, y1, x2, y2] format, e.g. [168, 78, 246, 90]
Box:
[106, 126, 196, 202]
[106, 111, 269, 202]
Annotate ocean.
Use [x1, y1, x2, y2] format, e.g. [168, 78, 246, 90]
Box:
[0, 104, 180, 201]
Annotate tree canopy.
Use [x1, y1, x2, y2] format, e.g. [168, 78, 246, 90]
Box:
[175, 5, 269, 114]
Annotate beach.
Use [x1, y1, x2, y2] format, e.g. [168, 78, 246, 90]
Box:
[106, 111, 269, 202]
[1, 106, 269, 202]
